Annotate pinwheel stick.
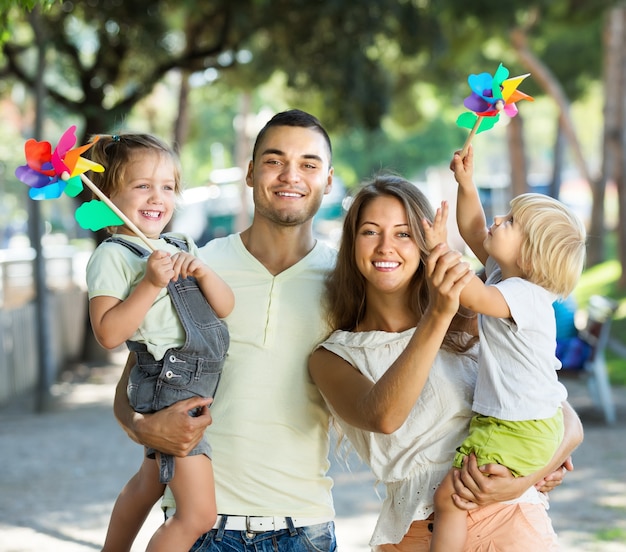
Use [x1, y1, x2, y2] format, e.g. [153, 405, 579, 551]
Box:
[461, 100, 505, 158]
[460, 116, 482, 159]
[66, 172, 156, 252]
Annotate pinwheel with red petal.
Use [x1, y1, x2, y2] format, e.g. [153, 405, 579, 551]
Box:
[16, 125, 155, 250]
[457, 63, 534, 157]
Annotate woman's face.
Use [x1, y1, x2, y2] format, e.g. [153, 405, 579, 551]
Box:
[354, 195, 421, 295]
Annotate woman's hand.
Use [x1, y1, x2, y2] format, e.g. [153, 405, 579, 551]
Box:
[451, 453, 574, 510]
[534, 457, 574, 493]
[425, 245, 473, 319]
[450, 453, 530, 510]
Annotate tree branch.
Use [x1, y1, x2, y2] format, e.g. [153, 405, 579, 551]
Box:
[510, 27, 594, 184]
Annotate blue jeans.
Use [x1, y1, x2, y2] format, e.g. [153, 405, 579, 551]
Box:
[189, 522, 337, 552]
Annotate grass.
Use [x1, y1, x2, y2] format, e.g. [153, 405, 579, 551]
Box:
[594, 527, 626, 543]
[572, 254, 626, 386]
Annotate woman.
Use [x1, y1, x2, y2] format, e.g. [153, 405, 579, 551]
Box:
[308, 174, 582, 551]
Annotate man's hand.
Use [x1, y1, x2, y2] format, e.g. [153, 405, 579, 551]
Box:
[133, 396, 213, 457]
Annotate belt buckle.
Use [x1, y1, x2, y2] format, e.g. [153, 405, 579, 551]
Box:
[245, 516, 258, 537]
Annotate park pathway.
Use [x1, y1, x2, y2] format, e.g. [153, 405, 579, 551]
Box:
[1, 359, 625, 551]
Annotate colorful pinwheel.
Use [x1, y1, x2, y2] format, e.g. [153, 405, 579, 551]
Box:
[16, 125, 155, 250]
[457, 63, 534, 157]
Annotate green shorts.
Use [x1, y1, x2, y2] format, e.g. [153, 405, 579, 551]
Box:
[453, 408, 564, 477]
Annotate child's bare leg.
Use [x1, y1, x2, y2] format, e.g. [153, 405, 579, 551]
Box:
[146, 454, 216, 552]
[102, 456, 165, 552]
[430, 468, 468, 552]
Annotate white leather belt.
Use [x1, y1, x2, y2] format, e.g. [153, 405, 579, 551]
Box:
[163, 508, 332, 532]
[213, 514, 333, 532]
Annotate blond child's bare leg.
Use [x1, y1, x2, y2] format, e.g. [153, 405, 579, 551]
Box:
[146, 453, 216, 552]
[102, 455, 165, 552]
[430, 468, 468, 552]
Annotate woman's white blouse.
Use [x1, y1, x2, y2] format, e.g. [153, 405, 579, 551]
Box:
[321, 328, 478, 545]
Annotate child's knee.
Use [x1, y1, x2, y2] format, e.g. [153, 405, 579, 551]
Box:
[434, 471, 456, 511]
[433, 483, 446, 509]
[185, 509, 216, 536]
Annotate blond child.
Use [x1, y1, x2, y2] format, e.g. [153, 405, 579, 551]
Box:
[424, 146, 586, 552]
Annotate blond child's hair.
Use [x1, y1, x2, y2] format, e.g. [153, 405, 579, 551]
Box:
[510, 193, 586, 298]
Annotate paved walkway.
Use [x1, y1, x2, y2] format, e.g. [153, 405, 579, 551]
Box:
[1, 360, 625, 552]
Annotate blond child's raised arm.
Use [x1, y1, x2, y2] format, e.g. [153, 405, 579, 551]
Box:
[451, 146, 489, 266]
[423, 201, 511, 319]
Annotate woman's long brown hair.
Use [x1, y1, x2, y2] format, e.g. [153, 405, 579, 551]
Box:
[325, 173, 477, 354]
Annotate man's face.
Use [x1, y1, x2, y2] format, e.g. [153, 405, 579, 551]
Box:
[246, 125, 333, 227]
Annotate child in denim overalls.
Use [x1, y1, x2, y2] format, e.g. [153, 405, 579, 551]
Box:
[85, 133, 234, 552]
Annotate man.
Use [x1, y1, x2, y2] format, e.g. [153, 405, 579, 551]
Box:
[114, 109, 338, 551]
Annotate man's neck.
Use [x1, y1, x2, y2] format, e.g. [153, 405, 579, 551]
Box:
[240, 220, 317, 276]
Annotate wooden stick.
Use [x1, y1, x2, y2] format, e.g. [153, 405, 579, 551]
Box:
[460, 116, 482, 159]
[76, 173, 157, 251]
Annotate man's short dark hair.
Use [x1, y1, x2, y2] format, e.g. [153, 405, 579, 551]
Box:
[252, 109, 332, 163]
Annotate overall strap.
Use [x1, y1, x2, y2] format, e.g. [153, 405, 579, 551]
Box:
[161, 234, 190, 252]
[104, 236, 152, 258]
[104, 234, 189, 257]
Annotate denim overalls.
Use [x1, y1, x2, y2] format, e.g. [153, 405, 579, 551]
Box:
[106, 235, 229, 484]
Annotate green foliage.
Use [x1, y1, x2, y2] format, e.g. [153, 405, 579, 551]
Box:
[574, 260, 622, 305]
[333, 117, 464, 187]
[1, 0, 614, 142]
[594, 526, 626, 542]
[0, 0, 57, 48]
[1, 0, 620, 257]
[0, 0, 53, 12]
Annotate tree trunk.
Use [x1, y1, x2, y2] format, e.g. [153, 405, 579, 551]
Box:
[594, 8, 623, 268]
[511, 27, 602, 266]
[506, 113, 527, 197]
[234, 92, 253, 233]
[617, 7, 626, 288]
[173, 69, 191, 154]
[549, 119, 565, 200]
[29, 8, 56, 411]
[510, 28, 594, 185]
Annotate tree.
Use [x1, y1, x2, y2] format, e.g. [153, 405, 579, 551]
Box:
[1, 0, 444, 141]
[4, 0, 624, 275]
[603, 5, 626, 287]
[428, 1, 621, 273]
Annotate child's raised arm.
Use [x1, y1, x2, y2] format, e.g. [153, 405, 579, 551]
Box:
[451, 146, 489, 265]
[423, 200, 511, 319]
